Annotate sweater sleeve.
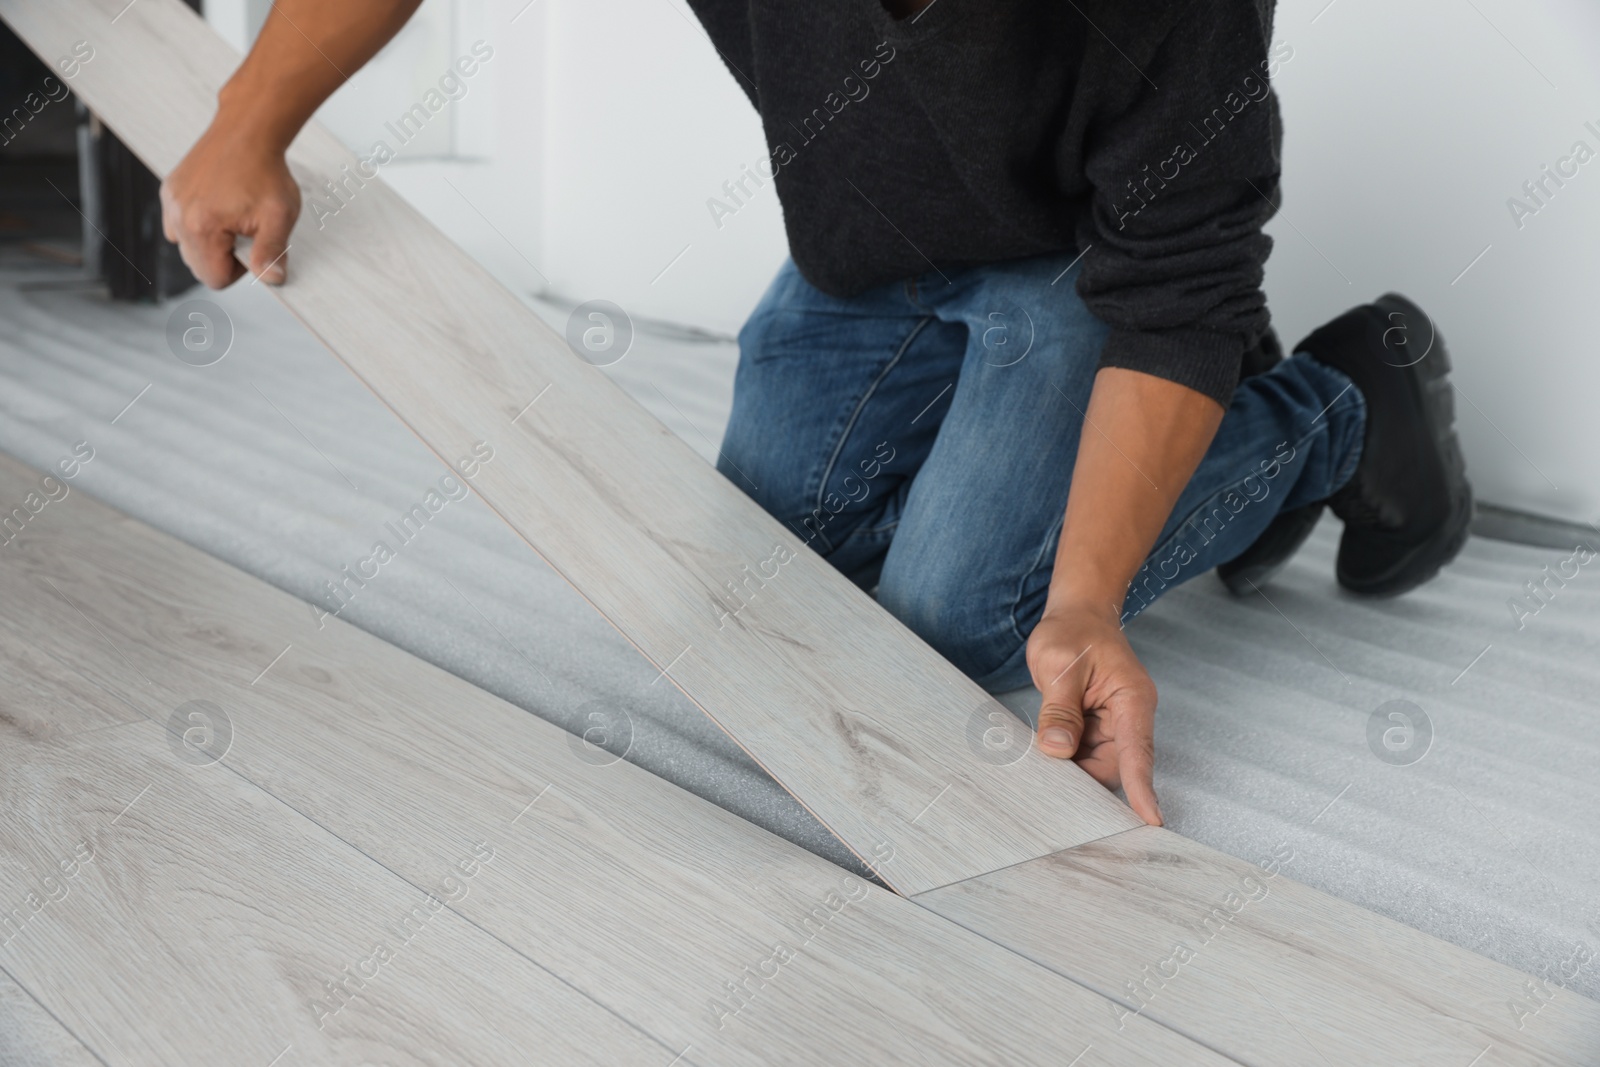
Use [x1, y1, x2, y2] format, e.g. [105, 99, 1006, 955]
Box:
[1073, 1, 1287, 407]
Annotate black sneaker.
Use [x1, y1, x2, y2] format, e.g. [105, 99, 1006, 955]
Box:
[1295, 293, 1474, 596]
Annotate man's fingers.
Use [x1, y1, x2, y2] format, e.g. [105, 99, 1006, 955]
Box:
[1109, 689, 1161, 826]
[1120, 741, 1161, 825]
[1071, 714, 1119, 786]
[1036, 700, 1085, 758]
[159, 183, 179, 244]
[246, 204, 294, 285]
[1073, 738, 1120, 790]
[187, 221, 247, 290]
[1078, 707, 1113, 749]
[1034, 649, 1090, 758]
[159, 181, 237, 289]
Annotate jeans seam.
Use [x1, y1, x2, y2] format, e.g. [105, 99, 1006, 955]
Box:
[810, 316, 937, 526]
[905, 277, 935, 312]
[839, 519, 901, 547]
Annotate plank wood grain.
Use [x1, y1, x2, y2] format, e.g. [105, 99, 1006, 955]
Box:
[0, 720, 670, 1067]
[0, 454, 1232, 1066]
[0, 0, 1142, 895]
[917, 825, 1600, 1067]
[0, 970, 100, 1067]
[0, 457, 140, 742]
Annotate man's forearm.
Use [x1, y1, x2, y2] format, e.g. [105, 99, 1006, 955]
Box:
[1047, 367, 1225, 618]
[217, 0, 424, 150]
[162, 0, 422, 286]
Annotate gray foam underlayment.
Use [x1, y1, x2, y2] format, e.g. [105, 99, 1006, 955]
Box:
[2, 254, 1597, 1003]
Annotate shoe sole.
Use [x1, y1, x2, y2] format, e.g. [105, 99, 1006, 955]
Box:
[1335, 293, 1474, 597]
[1337, 485, 1474, 596]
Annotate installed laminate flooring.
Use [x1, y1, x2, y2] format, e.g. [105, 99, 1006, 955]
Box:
[1, 719, 669, 1067]
[918, 826, 1600, 1066]
[0, 0, 1141, 896]
[0, 453, 1231, 1066]
[0, 972, 99, 1067]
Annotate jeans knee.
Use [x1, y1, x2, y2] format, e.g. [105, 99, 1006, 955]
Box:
[717, 427, 810, 527]
[876, 559, 1017, 682]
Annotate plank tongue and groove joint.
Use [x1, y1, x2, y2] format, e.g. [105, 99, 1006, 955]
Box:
[0, 0, 1142, 894]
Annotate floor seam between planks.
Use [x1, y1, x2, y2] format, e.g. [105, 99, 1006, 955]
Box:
[21, 719, 687, 1065]
[179, 741, 689, 1061]
[908, 823, 1151, 898]
[0, 962, 109, 1067]
[901, 895, 1249, 1066]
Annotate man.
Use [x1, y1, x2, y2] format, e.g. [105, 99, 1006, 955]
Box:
[161, 0, 1472, 826]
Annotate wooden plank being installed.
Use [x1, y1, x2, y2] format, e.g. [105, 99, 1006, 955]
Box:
[0, 0, 1142, 895]
[0, 453, 1232, 1066]
[917, 827, 1600, 1066]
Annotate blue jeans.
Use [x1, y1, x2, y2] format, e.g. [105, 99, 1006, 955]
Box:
[717, 252, 1366, 693]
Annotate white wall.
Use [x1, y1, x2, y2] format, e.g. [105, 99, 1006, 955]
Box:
[372, 0, 549, 298]
[538, 0, 785, 334]
[1266, 0, 1600, 522]
[315, 0, 462, 159]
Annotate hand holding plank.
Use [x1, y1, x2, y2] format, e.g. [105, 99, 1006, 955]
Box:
[160, 0, 424, 288]
[161, 123, 298, 288]
[1027, 606, 1163, 827]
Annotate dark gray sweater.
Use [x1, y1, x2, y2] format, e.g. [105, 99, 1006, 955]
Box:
[686, 0, 1287, 405]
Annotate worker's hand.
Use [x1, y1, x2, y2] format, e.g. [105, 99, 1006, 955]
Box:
[160, 120, 300, 289]
[1026, 602, 1162, 826]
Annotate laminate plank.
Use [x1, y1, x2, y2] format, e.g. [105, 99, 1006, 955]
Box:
[0, 970, 100, 1067]
[0, 0, 1142, 895]
[0, 473, 1233, 1066]
[0, 455, 142, 741]
[0, 718, 669, 1066]
[0, 625, 136, 742]
[916, 825, 1600, 1067]
[0, 448, 123, 544]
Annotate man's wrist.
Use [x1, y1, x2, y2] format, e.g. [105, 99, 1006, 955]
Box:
[1040, 586, 1126, 626]
[216, 78, 309, 156]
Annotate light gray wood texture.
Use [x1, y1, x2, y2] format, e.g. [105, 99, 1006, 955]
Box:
[0, 467, 138, 744]
[0, 0, 1142, 895]
[0, 725, 669, 1066]
[0, 451, 1232, 1066]
[0, 970, 100, 1067]
[917, 825, 1600, 1066]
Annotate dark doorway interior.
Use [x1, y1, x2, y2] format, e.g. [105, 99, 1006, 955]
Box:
[0, 8, 199, 301]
